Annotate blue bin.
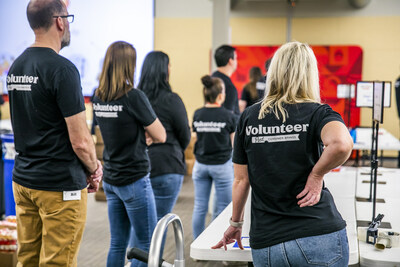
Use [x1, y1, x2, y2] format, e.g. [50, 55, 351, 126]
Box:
[350, 128, 357, 143]
[1, 133, 16, 216]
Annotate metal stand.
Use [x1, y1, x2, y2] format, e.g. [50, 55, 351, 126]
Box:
[128, 213, 185, 267]
[368, 120, 379, 222]
[149, 213, 185, 267]
[346, 84, 352, 127]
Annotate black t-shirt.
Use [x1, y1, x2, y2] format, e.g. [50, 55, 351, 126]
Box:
[90, 89, 98, 135]
[241, 84, 259, 108]
[395, 76, 400, 118]
[146, 91, 191, 177]
[192, 107, 236, 164]
[233, 102, 346, 249]
[7, 47, 86, 191]
[256, 76, 267, 100]
[93, 89, 156, 186]
[212, 71, 240, 116]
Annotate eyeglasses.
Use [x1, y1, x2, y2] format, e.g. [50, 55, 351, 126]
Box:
[53, 14, 74, 23]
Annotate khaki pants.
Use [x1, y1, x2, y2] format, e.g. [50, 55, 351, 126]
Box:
[12, 182, 87, 267]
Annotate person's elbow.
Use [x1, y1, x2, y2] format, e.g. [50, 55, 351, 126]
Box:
[152, 128, 167, 144]
[333, 136, 353, 159]
[70, 137, 91, 154]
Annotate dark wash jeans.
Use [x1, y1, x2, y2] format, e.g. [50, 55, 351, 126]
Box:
[252, 228, 349, 267]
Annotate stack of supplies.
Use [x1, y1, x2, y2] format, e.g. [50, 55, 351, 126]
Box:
[0, 216, 17, 252]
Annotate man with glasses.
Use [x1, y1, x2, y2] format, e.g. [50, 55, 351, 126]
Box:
[6, 0, 102, 266]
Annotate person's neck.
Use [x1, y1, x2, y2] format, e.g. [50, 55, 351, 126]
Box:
[205, 102, 221, 108]
[217, 66, 233, 77]
[31, 31, 61, 53]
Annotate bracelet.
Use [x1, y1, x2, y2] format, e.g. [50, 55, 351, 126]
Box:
[229, 217, 244, 228]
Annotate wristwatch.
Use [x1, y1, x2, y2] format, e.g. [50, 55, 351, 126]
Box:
[229, 217, 244, 228]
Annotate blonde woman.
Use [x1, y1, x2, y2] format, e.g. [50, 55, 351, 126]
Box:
[93, 41, 166, 267]
[213, 42, 353, 266]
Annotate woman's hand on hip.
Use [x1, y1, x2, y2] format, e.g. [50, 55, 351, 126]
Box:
[296, 172, 323, 208]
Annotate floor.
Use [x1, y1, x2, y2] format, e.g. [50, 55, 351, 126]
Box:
[77, 158, 399, 267]
[77, 174, 235, 267]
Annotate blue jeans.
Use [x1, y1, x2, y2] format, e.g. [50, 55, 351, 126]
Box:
[150, 173, 183, 256]
[252, 228, 349, 267]
[103, 175, 157, 267]
[150, 173, 184, 221]
[192, 159, 234, 239]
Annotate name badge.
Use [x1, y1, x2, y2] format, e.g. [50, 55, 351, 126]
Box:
[63, 190, 81, 201]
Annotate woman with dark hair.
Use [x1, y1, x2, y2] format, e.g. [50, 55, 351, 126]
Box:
[93, 41, 166, 267]
[213, 42, 353, 266]
[138, 51, 191, 222]
[239, 66, 263, 112]
[191, 75, 236, 239]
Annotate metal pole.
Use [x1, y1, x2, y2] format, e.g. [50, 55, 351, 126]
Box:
[148, 213, 185, 267]
[211, 0, 230, 72]
[372, 122, 379, 221]
[369, 119, 375, 201]
[348, 85, 352, 127]
[286, 2, 294, 42]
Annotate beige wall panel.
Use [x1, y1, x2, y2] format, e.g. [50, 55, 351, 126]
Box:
[154, 18, 212, 122]
[291, 16, 400, 145]
[230, 18, 287, 45]
[153, 16, 400, 149]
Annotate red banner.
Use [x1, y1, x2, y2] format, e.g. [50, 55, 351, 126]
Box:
[231, 45, 363, 127]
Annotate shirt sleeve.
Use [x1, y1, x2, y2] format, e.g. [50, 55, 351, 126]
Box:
[314, 104, 345, 140]
[232, 111, 248, 164]
[54, 66, 85, 118]
[127, 89, 157, 127]
[227, 112, 237, 134]
[169, 93, 191, 150]
[223, 82, 236, 111]
[192, 110, 199, 133]
[241, 86, 250, 102]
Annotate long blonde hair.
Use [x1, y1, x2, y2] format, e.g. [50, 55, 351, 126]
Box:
[258, 42, 320, 122]
[96, 41, 136, 102]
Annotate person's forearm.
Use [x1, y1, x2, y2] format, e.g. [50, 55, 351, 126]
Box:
[312, 141, 352, 176]
[72, 133, 98, 174]
[231, 164, 250, 222]
[231, 179, 250, 222]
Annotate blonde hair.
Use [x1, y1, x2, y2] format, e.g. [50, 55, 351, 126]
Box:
[258, 42, 320, 122]
[96, 41, 136, 102]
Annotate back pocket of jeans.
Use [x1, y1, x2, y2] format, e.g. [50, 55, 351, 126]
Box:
[295, 231, 342, 266]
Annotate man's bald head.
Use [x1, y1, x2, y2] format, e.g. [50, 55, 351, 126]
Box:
[27, 0, 66, 31]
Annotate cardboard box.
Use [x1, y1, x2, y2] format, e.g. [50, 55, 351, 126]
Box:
[186, 158, 195, 176]
[184, 133, 196, 160]
[94, 182, 107, 202]
[94, 126, 103, 144]
[95, 144, 104, 161]
[0, 251, 17, 267]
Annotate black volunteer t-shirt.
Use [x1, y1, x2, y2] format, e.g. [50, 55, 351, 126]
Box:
[256, 76, 267, 100]
[233, 102, 346, 249]
[212, 71, 240, 116]
[192, 107, 236, 165]
[241, 84, 259, 108]
[93, 89, 156, 186]
[7, 47, 86, 191]
[146, 91, 191, 177]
